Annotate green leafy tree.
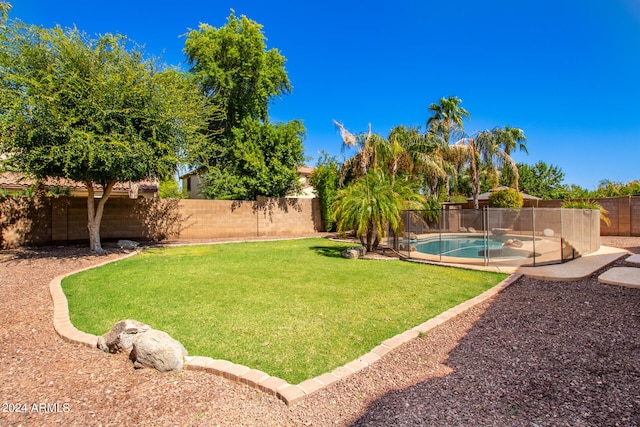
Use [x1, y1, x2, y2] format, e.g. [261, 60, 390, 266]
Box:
[309, 151, 340, 231]
[0, 23, 209, 251]
[515, 161, 566, 199]
[557, 184, 591, 200]
[184, 11, 304, 200]
[201, 118, 305, 199]
[185, 11, 291, 137]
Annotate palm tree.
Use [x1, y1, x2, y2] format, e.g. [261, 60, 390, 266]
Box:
[0, 2, 11, 24]
[426, 97, 470, 143]
[331, 121, 434, 252]
[596, 179, 623, 197]
[332, 169, 423, 252]
[426, 97, 470, 200]
[334, 121, 416, 185]
[494, 126, 527, 189]
[456, 129, 519, 209]
[498, 126, 528, 156]
[388, 125, 445, 195]
[334, 120, 377, 183]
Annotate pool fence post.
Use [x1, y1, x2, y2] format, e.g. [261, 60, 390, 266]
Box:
[483, 207, 489, 267]
[438, 207, 443, 262]
[531, 207, 537, 266]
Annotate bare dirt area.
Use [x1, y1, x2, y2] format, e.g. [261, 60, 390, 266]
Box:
[1, 237, 639, 426]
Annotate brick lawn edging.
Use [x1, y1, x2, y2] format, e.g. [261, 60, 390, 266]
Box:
[49, 246, 523, 406]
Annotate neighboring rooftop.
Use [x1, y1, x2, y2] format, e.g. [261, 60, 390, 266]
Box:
[0, 172, 158, 198]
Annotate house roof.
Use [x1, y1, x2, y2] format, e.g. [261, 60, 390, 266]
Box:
[469, 186, 541, 201]
[178, 167, 207, 180]
[297, 166, 314, 176]
[0, 172, 158, 194]
[179, 166, 315, 179]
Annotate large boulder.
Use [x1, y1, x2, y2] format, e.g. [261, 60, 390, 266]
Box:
[129, 329, 188, 372]
[342, 246, 367, 259]
[97, 319, 187, 373]
[117, 239, 139, 250]
[97, 319, 151, 354]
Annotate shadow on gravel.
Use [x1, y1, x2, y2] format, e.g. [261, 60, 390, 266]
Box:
[350, 275, 640, 427]
[0, 243, 130, 263]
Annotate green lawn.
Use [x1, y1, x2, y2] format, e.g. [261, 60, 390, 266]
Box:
[62, 238, 507, 384]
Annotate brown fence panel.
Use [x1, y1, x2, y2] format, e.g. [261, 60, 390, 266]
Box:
[1, 195, 323, 246]
[423, 196, 640, 237]
[631, 197, 640, 236]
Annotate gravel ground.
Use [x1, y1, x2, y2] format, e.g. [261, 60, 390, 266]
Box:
[0, 236, 639, 426]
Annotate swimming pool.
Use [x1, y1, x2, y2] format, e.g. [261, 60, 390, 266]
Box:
[414, 236, 531, 259]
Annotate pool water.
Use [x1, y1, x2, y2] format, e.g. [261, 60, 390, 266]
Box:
[416, 237, 507, 259]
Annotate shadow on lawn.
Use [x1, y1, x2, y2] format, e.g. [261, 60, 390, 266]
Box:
[309, 245, 348, 258]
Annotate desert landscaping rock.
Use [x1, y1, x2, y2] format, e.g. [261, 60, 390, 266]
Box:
[341, 246, 366, 259]
[98, 319, 188, 372]
[129, 329, 188, 372]
[117, 239, 139, 249]
[97, 319, 151, 354]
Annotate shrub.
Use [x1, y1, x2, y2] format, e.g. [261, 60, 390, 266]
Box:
[0, 196, 42, 249]
[488, 188, 524, 208]
[159, 178, 187, 199]
[309, 153, 340, 231]
[420, 197, 442, 223]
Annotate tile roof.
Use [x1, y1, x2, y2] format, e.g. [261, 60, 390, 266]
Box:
[0, 172, 158, 193]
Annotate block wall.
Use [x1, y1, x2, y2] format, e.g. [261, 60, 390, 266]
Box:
[631, 197, 640, 236]
[3, 195, 636, 248]
[7, 196, 323, 245]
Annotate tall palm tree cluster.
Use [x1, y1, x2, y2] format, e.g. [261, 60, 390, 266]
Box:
[327, 96, 527, 251]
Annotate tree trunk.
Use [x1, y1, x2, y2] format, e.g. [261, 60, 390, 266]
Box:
[472, 165, 480, 210]
[86, 180, 116, 253]
[470, 145, 480, 210]
[364, 220, 380, 252]
[372, 231, 380, 252]
[445, 176, 451, 202]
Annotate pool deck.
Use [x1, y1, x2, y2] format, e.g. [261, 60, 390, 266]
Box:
[517, 245, 629, 281]
[408, 245, 632, 282]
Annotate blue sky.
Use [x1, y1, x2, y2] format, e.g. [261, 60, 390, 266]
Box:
[12, 0, 640, 190]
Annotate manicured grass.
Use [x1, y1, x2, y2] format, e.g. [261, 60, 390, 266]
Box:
[62, 238, 507, 384]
